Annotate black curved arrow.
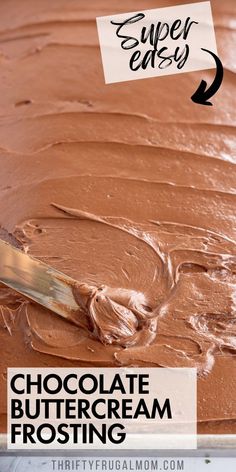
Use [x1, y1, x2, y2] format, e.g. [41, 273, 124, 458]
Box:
[191, 48, 224, 106]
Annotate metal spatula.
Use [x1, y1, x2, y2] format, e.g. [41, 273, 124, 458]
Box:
[0, 238, 81, 325]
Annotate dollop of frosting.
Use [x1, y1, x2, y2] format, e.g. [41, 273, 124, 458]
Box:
[72, 283, 153, 346]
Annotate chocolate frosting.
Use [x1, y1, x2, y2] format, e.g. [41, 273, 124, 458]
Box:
[0, 0, 235, 434]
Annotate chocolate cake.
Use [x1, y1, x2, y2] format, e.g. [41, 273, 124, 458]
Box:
[0, 0, 235, 435]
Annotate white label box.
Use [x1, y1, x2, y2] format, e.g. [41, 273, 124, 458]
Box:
[8, 368, 197, 450]
[96, 1, 217, 83]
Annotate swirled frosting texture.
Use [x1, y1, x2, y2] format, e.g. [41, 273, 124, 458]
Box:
[0, 0, 235, 434]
